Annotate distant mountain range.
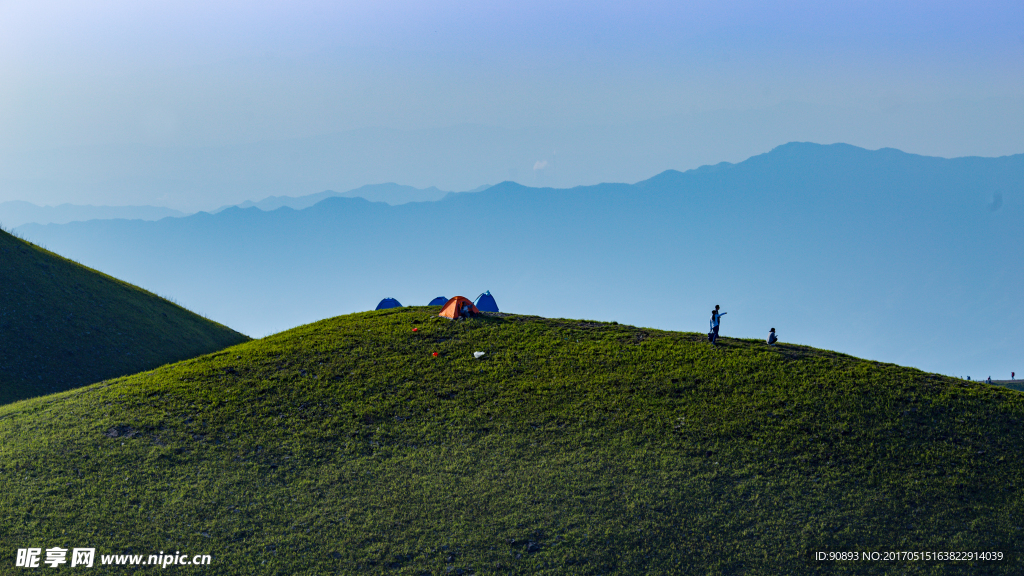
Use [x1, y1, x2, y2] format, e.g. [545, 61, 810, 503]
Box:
[0, 201, 186, 228]
[209, 183, 490, 213]
[1, 184, 491, 227]
[15, 142, 1024, 378]
[3, 98, 1023, 207]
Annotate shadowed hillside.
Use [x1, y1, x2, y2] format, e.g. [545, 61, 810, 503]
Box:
[0, 229, 249, 404]
[2, 308, 1021, 574]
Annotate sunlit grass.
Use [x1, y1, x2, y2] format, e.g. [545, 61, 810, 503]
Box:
[1, 307, 1021, 574]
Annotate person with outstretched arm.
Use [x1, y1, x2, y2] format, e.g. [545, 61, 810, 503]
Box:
[709, 306, 726, 344]
[767, 328, 778, 346]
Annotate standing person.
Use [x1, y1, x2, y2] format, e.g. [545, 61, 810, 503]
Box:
[767, 328, 778, 346]
[709, 307, 726, 344]
[1013, 372, 1016, 380]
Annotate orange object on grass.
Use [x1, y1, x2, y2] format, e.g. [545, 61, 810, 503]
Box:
[438, 296, 480, 319]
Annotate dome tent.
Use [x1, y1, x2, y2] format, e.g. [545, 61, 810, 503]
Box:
[474, 291, 499, 312]
[375, 298, 402, 310]
[439, 296, 479, 320]
[427, 296, 448, 306]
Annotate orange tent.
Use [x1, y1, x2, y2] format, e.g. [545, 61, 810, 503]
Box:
[439, 296, 479, 319]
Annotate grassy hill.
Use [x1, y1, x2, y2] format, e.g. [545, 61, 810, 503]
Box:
[0, 229, 249, 404]
[994, 381, 1024, 393]
[1, 308, 1022, 574]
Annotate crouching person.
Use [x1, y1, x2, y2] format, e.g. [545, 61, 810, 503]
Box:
[767, 328, 778, 346]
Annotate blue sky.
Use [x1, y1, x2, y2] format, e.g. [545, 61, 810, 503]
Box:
[3, 1, 1022, 377]
[1, 1, 1022, 209]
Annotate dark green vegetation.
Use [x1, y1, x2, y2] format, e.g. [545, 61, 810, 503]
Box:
[0, 229, 249, 404]
[995, 381, 1024, 394]
[2, 308, 1022, 574]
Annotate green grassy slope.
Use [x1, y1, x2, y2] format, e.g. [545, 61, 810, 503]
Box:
[994, 381, 1024, 394]
[1, 308, 1021, 574]
[0, 229, 249, 404]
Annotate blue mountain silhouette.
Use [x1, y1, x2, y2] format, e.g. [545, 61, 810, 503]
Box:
[16, 143, 1023, 377]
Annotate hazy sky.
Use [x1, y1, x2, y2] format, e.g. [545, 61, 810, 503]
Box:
[1, 1, 1023, 208]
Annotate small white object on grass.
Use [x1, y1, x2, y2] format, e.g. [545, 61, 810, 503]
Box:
[473, 351, 486, 359]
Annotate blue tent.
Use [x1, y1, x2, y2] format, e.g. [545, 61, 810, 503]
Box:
[474, 291, 499, 312]
[428, 296, 448, 306]
[375, 297, 402, 310]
